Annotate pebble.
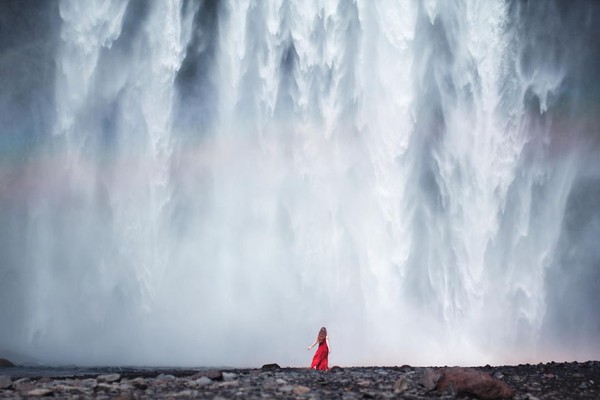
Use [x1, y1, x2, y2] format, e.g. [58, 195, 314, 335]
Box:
[278, 384, 294, 392]
[0, 361, 597, 399]
[26, 388, 53, 397]
[293, 384, 311, 395]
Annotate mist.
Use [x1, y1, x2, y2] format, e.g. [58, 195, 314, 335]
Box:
[0, 0, 599, 367]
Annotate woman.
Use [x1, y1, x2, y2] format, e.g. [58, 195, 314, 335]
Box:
[307, 327, 330, 370]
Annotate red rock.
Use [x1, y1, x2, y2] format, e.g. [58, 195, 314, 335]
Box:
[435, 367, 514, 399]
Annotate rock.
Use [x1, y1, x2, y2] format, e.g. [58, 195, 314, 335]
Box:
[191, 369, 223, 381]
[330, 365, 344, 372]
[261, 363, 281, 370]
[119, 383, 135, 391]
[97, 373, 121, 383]
[13, 377, 34, 392]
[357, 379, 372, 386]
[0, 375, 12, 389]
[114, 393, 135, 400]
[170, 389, 194, 397]
[394, 376, 410, 393]
[27, 388, 53, 397]
[192, 376, 212, 386]
[97, 382, 119, 391]
[129, 377, 147, 389]
[0, 358, 15, 367]
[293, 385, 311, 395]
[435, 367, 514, 399]
[278, 384, 294, 393]
[420, 368, 443, 390]
[78, 378, 98, 389]
[156, 373, 176, 381]
[217, 380, 239, 388]
[222, 372, 237, 381]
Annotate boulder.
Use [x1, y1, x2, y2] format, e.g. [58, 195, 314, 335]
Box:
[435, 367, 514, 399]
[191, 369, 223, 381]
[222, 372, 237, 381]
[394, 376, 410, 393]
[330, 366, 344, 373]
[192, 376, 212, 386]
[261, 363, 281, 371]
[420, 368, 443, 390]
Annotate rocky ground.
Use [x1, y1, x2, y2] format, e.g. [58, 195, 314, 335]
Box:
[0, 361, 598, 399]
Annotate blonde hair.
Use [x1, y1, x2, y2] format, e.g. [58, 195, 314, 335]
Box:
[317, 327, 327, 343]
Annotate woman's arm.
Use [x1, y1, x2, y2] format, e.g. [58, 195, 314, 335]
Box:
[307, 339, 318, 350]
[326, 336, 331, 353]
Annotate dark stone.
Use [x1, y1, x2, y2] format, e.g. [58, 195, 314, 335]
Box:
[435, 367, 514, 399]
[330, 366, 344, 372]
[261, 363, 281, 371]
[191, 369, 223, 381]
[0, 358, 15, 367]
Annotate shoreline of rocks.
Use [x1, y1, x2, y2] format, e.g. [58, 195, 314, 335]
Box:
[0, 360, 598, 399]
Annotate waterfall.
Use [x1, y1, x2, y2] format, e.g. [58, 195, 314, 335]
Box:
[0, 0, 598, 367]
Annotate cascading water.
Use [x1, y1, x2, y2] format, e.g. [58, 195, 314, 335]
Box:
[0, 0, 598, 367]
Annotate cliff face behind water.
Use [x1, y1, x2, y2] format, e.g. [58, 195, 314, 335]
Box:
[1, 0, 600, 367]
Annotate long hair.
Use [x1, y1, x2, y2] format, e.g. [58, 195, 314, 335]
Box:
[317, 327, 327, 343]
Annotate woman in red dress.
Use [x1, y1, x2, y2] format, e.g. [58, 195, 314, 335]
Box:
[307, 327, 330, 370]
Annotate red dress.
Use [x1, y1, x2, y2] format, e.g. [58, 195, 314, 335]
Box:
[310, 338, 329, 370]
